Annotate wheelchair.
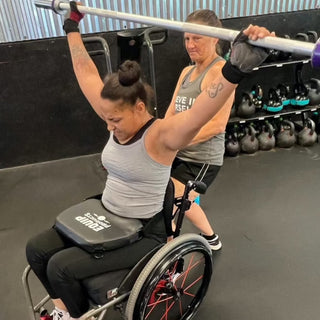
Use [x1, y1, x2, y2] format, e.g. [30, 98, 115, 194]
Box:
[22, 179, 213, 320]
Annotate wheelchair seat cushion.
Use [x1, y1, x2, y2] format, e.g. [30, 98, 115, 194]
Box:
[55, 199, 143, 253]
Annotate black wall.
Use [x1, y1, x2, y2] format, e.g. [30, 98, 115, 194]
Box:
[0, 28, 188, 168]
[1, 9, 319, 168]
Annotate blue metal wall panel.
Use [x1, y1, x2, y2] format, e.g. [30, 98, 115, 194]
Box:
[0, 0, 319, 43]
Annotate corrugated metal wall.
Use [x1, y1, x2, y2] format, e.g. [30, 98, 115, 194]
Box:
[1, 0, 319, 43]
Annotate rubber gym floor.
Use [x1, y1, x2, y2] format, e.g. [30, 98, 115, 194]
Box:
[1, 143, 320, 320]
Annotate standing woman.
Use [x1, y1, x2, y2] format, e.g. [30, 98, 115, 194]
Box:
[165, 10, 236, 250]
[26, 2, 272, 319]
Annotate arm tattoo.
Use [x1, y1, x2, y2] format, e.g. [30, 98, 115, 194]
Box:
[206, 82, 224, 98]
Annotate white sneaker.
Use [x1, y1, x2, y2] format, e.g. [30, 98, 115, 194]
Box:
[51, 307, 96, 320]
[200, 233, 222, 251]
[51, 308, 71, 320]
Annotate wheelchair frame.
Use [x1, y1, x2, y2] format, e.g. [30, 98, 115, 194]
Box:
[22, 180, 213, 320]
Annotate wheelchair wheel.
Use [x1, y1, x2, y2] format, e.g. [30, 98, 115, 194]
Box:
[125, 233, 212, 320]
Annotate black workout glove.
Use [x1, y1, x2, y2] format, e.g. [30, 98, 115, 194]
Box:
[63, 1, 84, 34]
[222, 30, 269, 84]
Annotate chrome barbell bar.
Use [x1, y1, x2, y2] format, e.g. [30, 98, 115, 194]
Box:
[34, 0, 320, 67]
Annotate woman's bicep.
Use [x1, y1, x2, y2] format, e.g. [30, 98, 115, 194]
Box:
[67, 32, 105, 119]
[75, 74, 105, 119]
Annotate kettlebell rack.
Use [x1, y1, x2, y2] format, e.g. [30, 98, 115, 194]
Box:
[228, 104, 320, 125]
[229, 58, 318, 124]
[252, 57, 311, 71]
[225, 56, 320, 156]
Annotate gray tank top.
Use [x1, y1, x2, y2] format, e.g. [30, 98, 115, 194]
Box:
[175, 57, 225, 165]
[101, 121, 171, 219]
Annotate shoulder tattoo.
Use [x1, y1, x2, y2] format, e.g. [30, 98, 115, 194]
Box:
[206, 82, 224, 98]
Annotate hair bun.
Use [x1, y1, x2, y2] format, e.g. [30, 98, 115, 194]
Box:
[118, 60, 141, 86]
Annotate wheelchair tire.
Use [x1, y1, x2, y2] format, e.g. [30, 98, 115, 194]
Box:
[125, 233, 212, 320]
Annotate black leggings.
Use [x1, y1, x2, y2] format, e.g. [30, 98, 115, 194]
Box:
[26, 212, 166, 318]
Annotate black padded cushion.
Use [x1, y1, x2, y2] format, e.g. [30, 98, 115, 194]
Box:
[55, 199, 143, 253]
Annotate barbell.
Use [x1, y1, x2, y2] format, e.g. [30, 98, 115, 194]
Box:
[35, 0, 320, 68]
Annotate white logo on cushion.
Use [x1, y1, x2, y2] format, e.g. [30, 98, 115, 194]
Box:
[75, 212, 111, 232]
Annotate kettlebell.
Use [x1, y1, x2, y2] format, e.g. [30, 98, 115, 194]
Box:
[291, 64, 310, 107]
[276, 83, 291, 106]
[237, 92, 256, 118]
[258, 122, 276, 151]
[306, 78, 320, 105]
[251, 84, 263, 109]
[240, 124, 259, 154]
[276, 120, 296, 148]
[291, 83, 310, 107]
[225, 132, 240, 157]
[297, 118, 317, 146]
[263, 88, 283, 113]
[307, 31, 318, 43]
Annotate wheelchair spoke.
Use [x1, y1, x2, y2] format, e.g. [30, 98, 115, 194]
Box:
[183, 275, 204, 296]
[148, 294, 174, 308]
[179, 299, 183, 316]
[146, 295, 174, 320]
[160, 300, 177, 320]
[181, 254, 195, 287]
[181, 255, 204, 284]
[167, 259, 181, 279]
[176, 255, 205, 294]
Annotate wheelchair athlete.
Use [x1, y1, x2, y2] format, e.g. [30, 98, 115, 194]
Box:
[25, 2, 273, 319]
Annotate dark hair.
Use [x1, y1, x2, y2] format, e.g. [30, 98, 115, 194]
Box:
[101, 60, 152, 109]
[186, 9, 222, 27]
[186, 9, 222, 55]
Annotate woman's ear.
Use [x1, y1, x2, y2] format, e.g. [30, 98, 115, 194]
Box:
[212, 37, 219, 46]
[135, 100, 146, 113]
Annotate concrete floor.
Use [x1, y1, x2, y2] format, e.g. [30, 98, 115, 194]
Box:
[1, 144, 320, 320]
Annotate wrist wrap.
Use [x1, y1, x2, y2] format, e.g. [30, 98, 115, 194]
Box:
[221, 60, 248, 84]
[63, 19, 80, 34]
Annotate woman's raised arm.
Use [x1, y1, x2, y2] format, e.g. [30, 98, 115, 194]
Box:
[64, 2, 105, 119]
